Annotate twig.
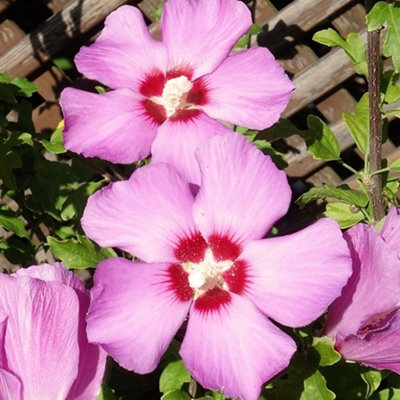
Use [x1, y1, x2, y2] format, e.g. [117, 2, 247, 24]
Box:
[365, 0, 385, 222]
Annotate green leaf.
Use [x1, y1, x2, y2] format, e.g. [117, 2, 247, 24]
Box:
[296, 184, 368, 208]
[159, 360, 191, 394]
[96, 383, 119, 400]
[53, 57, 74, 71]
[324, 202, 365, 228]
[367, 2, 400, 72]
[361, 369, 382, 399]
[371, 388, 400, 400]
[263, 118, 304, 142]
[161, 390, 190, 400]
[382, 71, 400, 104]
[47, 235, 116, 269]
[253, 140, 288, 168]
[301, 369, 336, 400]
[235, 24, 263, 48]
[367, 2, 388, 31]
[343, 93, 369, 155]
[41, 122, 66, 154]
[18, 132, 33, 146]
[302, 115, 340, 161]
[0, 209, 27, 237]
[10, 77, 37, 97]
[390, 158, 400, 171]
[385, 109, 400, 119]
[313, 29, 367, 76]
[312, 337, 341, 367]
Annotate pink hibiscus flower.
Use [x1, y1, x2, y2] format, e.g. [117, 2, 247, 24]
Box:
[325, 206, 400, 373]
[82, 133, 351, 400]
[60, 0, 293, 184]
[0, 263, 106, 400]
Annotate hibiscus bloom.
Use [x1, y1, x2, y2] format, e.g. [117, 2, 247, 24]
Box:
[60, 0, 293, 184]
[325, 206, 400, 373]
[82, 133, 351, 400]
[0, 263, 106, 400]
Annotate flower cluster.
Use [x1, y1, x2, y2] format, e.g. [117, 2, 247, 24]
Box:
[7, 0, 398, 399]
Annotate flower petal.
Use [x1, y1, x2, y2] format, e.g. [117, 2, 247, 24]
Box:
[151, 112, 232, 185]
[15, 262, 85, 294]
[201, 47, 293, 129]
[325, 223, 400, 340]
[380, 205, 400, 257]
[336, 310, 400, 372]
[75, 5, 168, 91]
[0, 369, 22, 400]
[0, 273, 81, 400]
[61, 87, 157, 164]
[82, 163, 197, 263]
[193, 133, 291, 248]
[162, 0, 251, 79]
[181, 291, 296, 400]
[87, 258, 192, 373]
[241, 218, 352, 327]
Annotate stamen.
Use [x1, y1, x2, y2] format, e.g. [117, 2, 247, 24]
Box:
[160, 76, 193, 117]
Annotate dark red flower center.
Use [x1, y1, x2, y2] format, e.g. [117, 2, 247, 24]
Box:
[139, 68, 209, 125]
[167, 232, 249, 312]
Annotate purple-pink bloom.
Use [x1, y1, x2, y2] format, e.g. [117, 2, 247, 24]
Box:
[0, 263, 106, 400]
[82, 133, 351, 400]
[60, 0, 293, 184]
[325, 206, 400, 373]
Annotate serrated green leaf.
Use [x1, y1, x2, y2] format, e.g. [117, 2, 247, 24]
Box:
[324, 202, 365, 228]
[10, 77, 37, 97]
[384, 4, 400, 72]
[313, 29, 367, 76]
[296, 184, 368, 208]
[361, 369, 382, 399]
[312, 337, 341, 367]
[47, 235, 116, 269]
[303, 115, 340, 161]
[343, 93, 369, 154]
[0, 209, 27, 237]
[161, 390, 190, 400]
[159, 360, 190, 394]
[96, 383, 119, 400]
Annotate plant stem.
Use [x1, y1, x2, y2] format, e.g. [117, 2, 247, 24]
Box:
[365, 0, 385, 222]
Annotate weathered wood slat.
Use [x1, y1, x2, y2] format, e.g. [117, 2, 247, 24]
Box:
[0, 0, 130, 78]
[0, 19, 24, 54]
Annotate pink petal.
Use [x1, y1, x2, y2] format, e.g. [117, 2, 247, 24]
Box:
[67, 291, 107, 400]
[15, 262, 85, 294]
[61, 87, 157, 164]
[162, 0, 251, 79]
[336, 310, 400, 371]
[87, 258, 192, 373]
[82, 163, 197, 263]
[0, 274, 81, 399]
[0, 369, 22, 400]
[241, 218, 352, 327]
[75, 5, 168, 92]
[181, 291, 296, 400]
[151, 112, 232, 185]
[201, 47, 293, 129]
[193, 134, 291, 248]
[380, 205, 400, 257]
[325, 223, 400, 340]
